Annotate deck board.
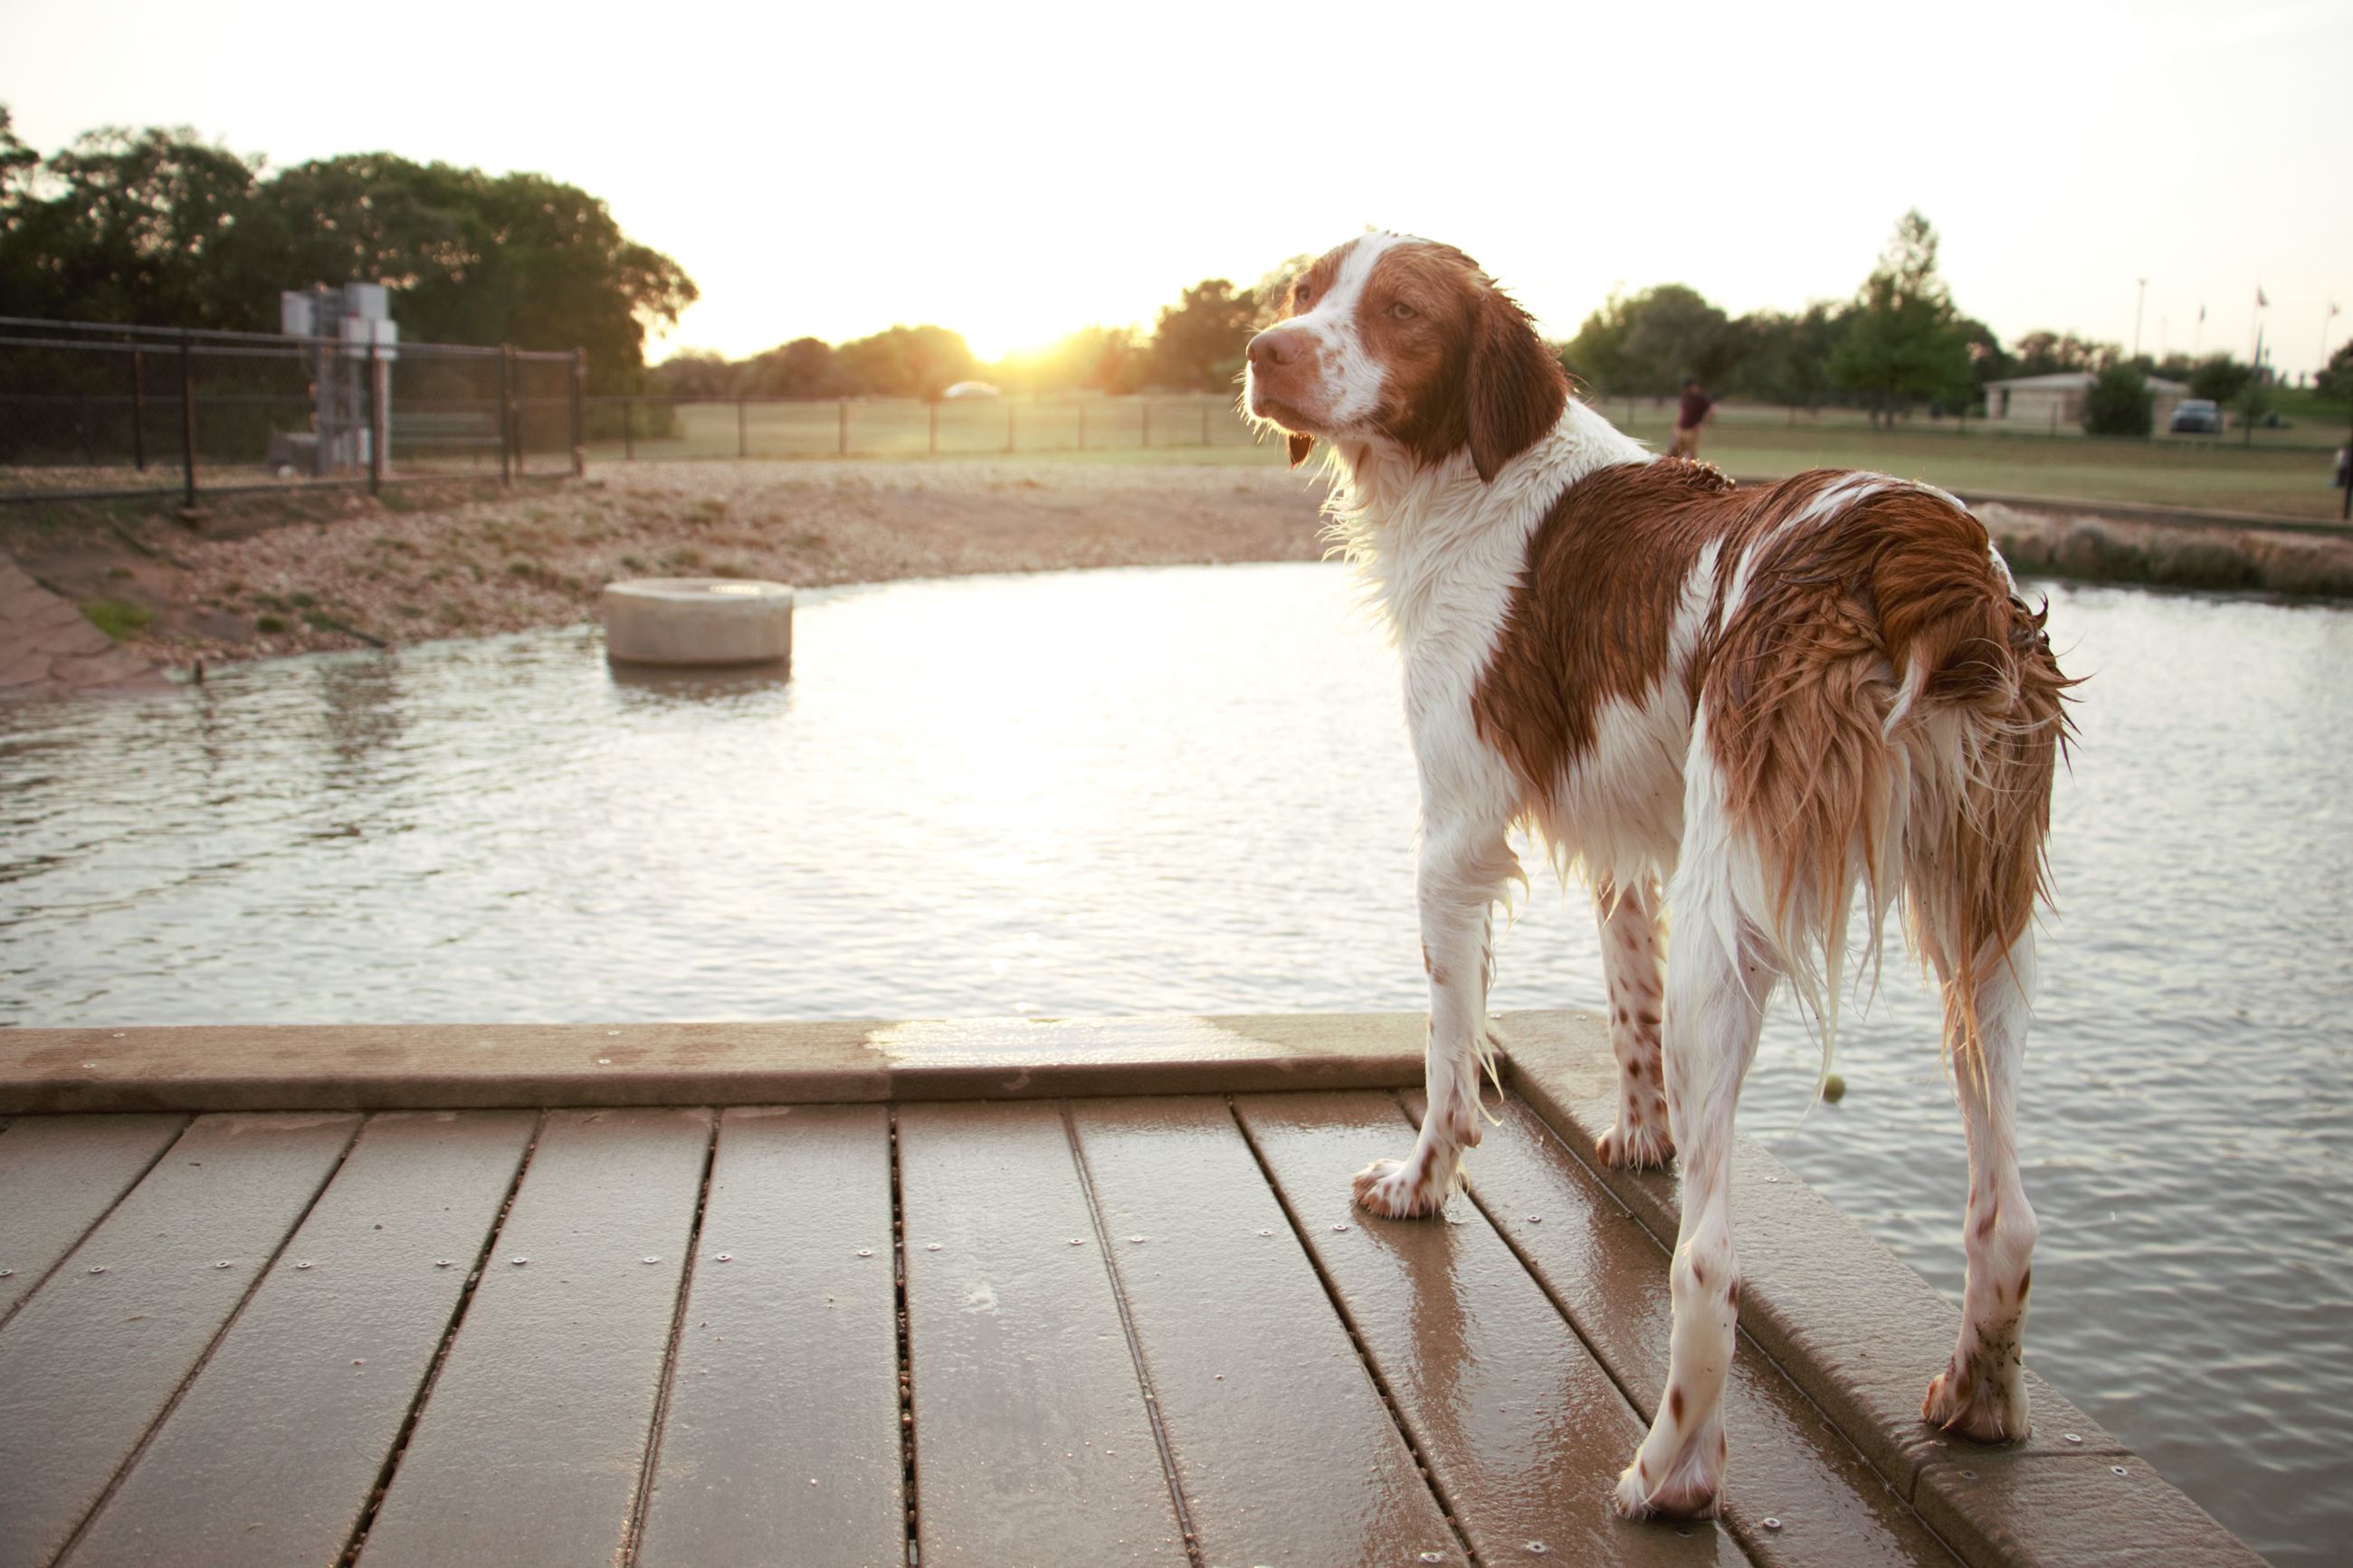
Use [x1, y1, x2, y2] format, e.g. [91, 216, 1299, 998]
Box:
[1237, 1090, 1743, 1567]
[350, 1107, 710, 1568]
[65, 1111, 536, 1568]
[0, 1111, 360, 1568]
[0, 1012, 2263, 1568]
[1443, 1095, 1962, 1568]
[897, 1100, 1185, 1563]
[634, 1105, 905, 1568]
[1070, 1096, 1467, 1567]
[0, 1112, 186, 1320]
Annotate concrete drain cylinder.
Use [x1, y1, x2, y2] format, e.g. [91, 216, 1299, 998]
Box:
[602, 578, 794, 669]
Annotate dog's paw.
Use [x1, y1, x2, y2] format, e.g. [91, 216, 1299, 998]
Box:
[1611, 1421, 1726, 1521]
[1922, 1360, 2031, 1444]
[1595, 1118, 1675, 1170]
[1352, 1156, 1448, 1219]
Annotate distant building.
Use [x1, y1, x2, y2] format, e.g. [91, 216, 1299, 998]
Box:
[1983, 370, 2190, 431]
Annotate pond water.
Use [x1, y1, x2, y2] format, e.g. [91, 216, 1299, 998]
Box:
[5, 562, 2348, 1563]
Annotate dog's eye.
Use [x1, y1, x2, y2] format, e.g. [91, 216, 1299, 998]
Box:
[1386, 300, 1417, 320]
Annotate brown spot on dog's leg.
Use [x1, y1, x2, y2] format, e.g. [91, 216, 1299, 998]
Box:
[1669, 1385, 1684, 1422]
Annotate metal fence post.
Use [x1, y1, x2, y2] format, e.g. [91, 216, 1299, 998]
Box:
[838, 398, 849, 456]
[129, 344, 148, 471]
[569, 350, 585, 477]
[177, 331, 197, 508]
[366, 337, 384, 496]
[738, 397, 748, 459]
[498, 346, 515, 484]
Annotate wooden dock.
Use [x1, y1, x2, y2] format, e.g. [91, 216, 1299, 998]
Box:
[0, 1012, 2260, 1568]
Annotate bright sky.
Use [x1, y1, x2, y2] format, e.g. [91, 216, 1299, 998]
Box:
[5, 0, 2348, 375]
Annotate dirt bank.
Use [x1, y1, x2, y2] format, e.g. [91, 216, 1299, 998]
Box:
[5, 463, 2347, 696]
[0, 461, 1335, 679]
[1975, 499, 2353, 596]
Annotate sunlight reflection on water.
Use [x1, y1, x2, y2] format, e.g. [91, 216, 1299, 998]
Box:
[4, 562, 2348, 1562]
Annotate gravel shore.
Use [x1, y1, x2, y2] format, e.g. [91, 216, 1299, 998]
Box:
[8, 460, 1335, 672]
[7, 457, 2347, 692]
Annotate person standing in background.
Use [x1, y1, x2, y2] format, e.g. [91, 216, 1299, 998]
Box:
[1670, 377, 1714, 459]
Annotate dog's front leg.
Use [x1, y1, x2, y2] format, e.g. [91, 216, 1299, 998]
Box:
[1354, 818, 1519, 1219]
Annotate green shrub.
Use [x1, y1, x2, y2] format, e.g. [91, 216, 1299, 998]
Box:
[2082, 366, 2153, 437]
[79, 598, 152, 641]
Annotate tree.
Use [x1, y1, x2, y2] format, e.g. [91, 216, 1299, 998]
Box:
[1560, 284, 1734, 396]
[993, 326, 1143, 394]
[1720, 303, 1845, 408]
[0, 109, 697, 392]
[2185, 354, 2255, 406]
[739, 337, 840, 397]
[1829, 211, 1977, 424]
[248, 155, 695, 390]
[648, 349, 737, 399]
[1146, 279, 1255, 391]
[2081, 364, 2153, 436]
[832, 325, 975, 399]
[2310, 340, 2352, 404]
[2007, 330, 2117, 378]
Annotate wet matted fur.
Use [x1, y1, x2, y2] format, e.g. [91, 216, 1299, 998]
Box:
[1243, 232, 2073, 1520]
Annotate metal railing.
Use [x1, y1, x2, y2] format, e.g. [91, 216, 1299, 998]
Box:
[0, 316, 586, 507]
[582, 391, 1265, 462]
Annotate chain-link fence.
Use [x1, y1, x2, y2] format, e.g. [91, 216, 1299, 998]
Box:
[583, 391, 1267, 462]
[0, 316, 584, 506]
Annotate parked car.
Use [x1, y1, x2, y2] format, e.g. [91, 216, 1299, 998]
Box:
[2169, 398, 2224, 434]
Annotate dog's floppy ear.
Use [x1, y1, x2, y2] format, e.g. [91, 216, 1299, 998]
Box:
[1467, 283, 1567, 483]
[1288, 432, 1314, 467]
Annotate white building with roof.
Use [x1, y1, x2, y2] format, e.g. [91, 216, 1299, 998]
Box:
[1983, 370, 2190, 432]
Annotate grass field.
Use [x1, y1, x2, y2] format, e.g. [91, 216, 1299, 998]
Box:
[577, 394, 2353, 520]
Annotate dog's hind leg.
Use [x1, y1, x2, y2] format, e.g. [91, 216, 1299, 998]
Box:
[1354, 813, 1519, 1219]
[1920, 931, 2039, 1441]
[1615, 754, 1776, 1519]
[1593, 876, 1674, 1169]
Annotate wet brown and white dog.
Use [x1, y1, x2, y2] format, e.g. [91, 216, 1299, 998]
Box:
[1244, 233, 2072, 1520]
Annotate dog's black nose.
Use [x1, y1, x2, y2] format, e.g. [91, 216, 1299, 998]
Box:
[1247, 328, 1303, 369]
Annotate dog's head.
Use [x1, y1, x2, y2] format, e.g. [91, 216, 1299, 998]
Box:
[1244, 233, 1567, 481]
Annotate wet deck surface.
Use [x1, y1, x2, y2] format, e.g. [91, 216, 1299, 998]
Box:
[0, 1013, 2263, 1568]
